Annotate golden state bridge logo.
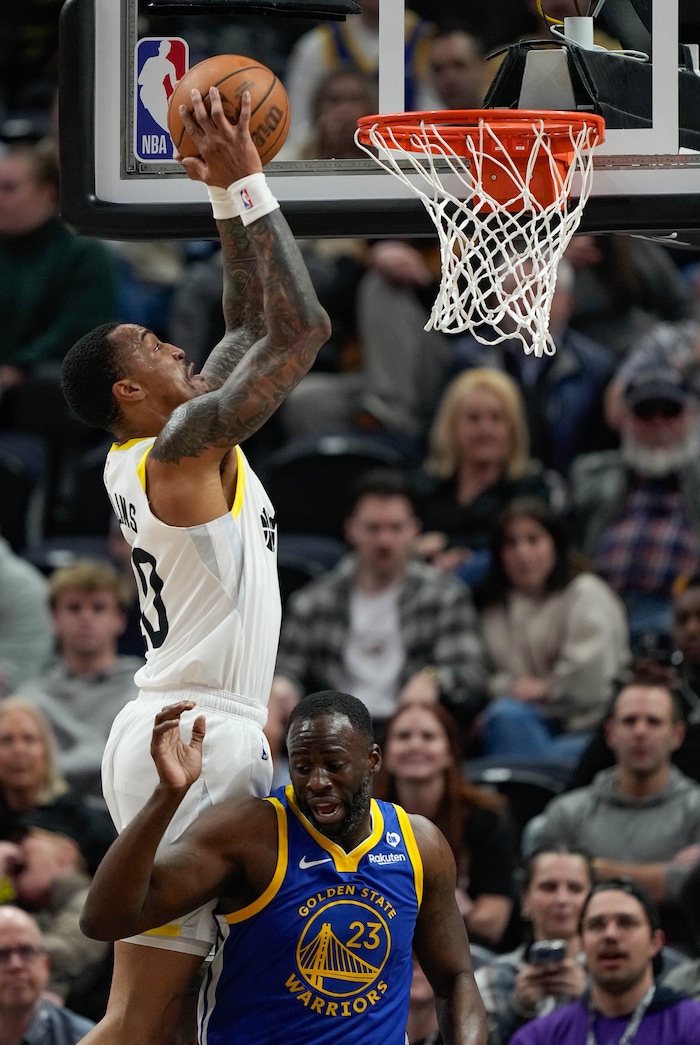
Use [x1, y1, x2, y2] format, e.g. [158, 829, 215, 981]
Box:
[287, 889, 393, 1017]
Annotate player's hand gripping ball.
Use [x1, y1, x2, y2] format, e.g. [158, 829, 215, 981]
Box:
[167, 54, 290, 165]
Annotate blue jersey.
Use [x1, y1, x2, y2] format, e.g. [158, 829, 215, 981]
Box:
[199, 785, 424, 1045]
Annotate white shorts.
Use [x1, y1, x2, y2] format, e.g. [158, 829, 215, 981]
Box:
[102, 687, 273, 956]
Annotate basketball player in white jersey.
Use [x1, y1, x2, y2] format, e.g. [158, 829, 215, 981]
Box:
[60, 87, 330, 1045]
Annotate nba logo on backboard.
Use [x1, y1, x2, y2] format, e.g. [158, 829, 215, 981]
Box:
[134, 38, 188, 162]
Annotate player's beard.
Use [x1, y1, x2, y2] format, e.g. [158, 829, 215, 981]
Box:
[316, 776, 373, 847]
[621, 423, 700, 478]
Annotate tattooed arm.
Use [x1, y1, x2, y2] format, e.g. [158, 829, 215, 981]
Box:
[157, 206, 329, 458]
[146, 87, 330, 524]
[197, 217, 266, 391]
[182, 87, 305, 392]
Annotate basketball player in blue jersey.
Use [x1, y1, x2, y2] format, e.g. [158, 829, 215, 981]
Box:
[60, 88, 330, 1045]
[81, 692, 488, 1045]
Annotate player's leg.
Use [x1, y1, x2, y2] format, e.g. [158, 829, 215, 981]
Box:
[77, 942, 203, 1045]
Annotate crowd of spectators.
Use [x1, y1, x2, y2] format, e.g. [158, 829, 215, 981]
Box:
[2, 1, 700, 1039]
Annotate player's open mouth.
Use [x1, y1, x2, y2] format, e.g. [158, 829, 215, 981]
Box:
[311, 800, 342, 822]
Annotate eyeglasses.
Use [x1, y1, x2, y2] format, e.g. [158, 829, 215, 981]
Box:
[631, 399, 684, 421]
[0, 946, 45, 967]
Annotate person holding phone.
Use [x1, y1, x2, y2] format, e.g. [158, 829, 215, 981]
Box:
[475, 846, 592, 1045]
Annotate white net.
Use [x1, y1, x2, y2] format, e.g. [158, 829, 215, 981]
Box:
[354, 113, 603, 357]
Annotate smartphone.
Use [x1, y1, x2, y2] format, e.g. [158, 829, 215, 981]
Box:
[529, 939, 567, 966]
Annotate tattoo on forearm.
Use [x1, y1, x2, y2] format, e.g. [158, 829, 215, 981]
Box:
[153, 210, 328, 464]
[200, 320, 263, 389]
[218, 218, 266, 331]
[199, 218, 265, 389]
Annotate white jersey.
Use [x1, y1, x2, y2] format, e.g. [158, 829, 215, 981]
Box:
[104, 438, 280, 710]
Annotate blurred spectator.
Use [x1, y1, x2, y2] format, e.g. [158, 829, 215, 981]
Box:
[105, 241, 188, 342]
[0, 697, 115, 875]
[565, 234, 692, 357]
[0, 535, 52, 697]
[663, 859, 700, 999]
[407, 954, 442, 1045]
[510, 879, 700, 1045]
[684, 258, 700, 316]
[527, 662, 700, 946]
[0, 828, 108, 1003]
[475, 846, 592, 1045]
[266, 469, 488, 761]
[284, 67, 378, 160]
[0, 138, 118, 539]
[413, 369, 561, 588]
[569, 574, 700, 788]
[408, 1, 537, 54]
[0, 905, 94, 1044]
[280, 236, 450, 454]
[571, 358, 700, 644]
[284, 0, 440, 154]
[429, 28, 489, 109]
[16, 561, 142, 800]
[475, 497, 630, 763]
[374, 703, 516, 950]
[0, 140, 117, 429]
[0, 4, 63, 135]
[449, 259, 617, 477]
[350, 239, 451, 449]
[604, 319, 700, 432]
[167, 249, 226, 376]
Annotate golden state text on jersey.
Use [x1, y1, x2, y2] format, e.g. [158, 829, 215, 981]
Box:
[199, 785, 424, 1045]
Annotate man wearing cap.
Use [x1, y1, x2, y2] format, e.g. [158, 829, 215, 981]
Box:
[509, 877, 700, 1044]
[571, 354, 700, 643]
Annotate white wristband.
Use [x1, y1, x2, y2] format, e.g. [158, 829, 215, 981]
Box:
[207, 185, 237, 220]
[228, 172, 280, 227]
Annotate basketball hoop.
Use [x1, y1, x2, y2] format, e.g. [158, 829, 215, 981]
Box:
[355, 109, 605, 357]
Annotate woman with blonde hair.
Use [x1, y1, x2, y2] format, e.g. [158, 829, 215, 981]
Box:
[415, 368, 558, 586]
[0, 697, 114, 873]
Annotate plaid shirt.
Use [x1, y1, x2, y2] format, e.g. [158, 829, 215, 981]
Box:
[275, 554, 488, 721]
[594, 479, 698, 596]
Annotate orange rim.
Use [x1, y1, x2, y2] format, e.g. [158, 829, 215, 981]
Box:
[356, 108, 606, 152]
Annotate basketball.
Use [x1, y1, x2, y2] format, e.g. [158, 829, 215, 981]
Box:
[167, 54, 290, 165]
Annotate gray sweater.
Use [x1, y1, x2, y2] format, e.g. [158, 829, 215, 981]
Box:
[0, 538, 53, 694]
[18, 658, 142, 799]
[535, 766, 700, 900]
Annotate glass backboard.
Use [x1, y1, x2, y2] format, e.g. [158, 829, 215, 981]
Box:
[59, 0, 700, 243]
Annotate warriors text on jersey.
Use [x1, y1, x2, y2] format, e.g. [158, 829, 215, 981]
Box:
[104, 438, 280, 707]
[199, 786, 423, 1045]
